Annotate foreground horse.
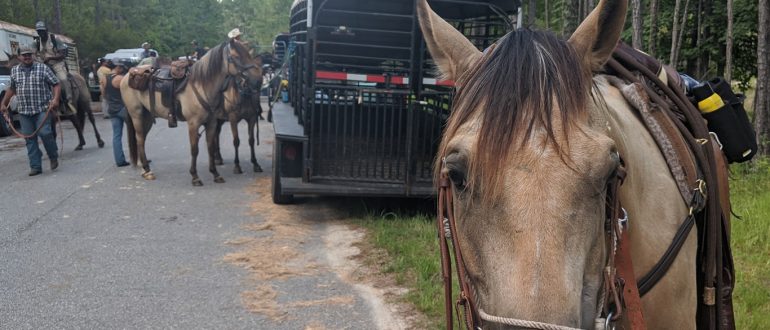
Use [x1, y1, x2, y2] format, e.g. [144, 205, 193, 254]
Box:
[420, 0, 732, 328]
[3, 54, 105, 150]
[121, 40, 262, 185]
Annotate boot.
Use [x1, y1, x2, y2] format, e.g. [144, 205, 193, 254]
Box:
[167, 112, 178, 128]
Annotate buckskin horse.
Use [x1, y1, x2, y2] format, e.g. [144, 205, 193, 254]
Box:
[420, 0, 734, 328]
[3, 52, 105, 150]
[121, 39, 262, 186]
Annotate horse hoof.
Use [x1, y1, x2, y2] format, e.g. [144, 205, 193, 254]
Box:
[142, 171, 156, 180]
[192, 178, 203, 186]
[98, 140, 105, 148]
[234, 167, 243, 174]
[214, 176, 226, 183]
[253, 166, 263, 173]
[74, 145, 84, 151]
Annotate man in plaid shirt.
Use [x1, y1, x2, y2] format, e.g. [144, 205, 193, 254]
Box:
[0, 47, 61, 176]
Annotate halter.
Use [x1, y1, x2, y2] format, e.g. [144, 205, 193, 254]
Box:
[191, 44, 260, 112]
[437, 159, 646, 330]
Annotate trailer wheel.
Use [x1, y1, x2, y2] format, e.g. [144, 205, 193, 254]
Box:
[272, 142, 294, 204]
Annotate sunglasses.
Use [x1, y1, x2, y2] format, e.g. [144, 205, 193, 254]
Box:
[20, 53, 33, 57]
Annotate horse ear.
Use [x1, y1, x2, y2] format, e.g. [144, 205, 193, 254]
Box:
[417, 0, 481, 82]
[568, 0, 628, 72]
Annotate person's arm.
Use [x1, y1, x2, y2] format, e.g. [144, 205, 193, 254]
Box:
[48, 84, 61, 112]
[0, 87, 16, 113]
[45, 48, 66, 63]
[112, 74, 124, 89]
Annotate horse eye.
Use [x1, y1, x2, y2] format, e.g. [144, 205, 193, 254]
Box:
[448, 169, 467, 191]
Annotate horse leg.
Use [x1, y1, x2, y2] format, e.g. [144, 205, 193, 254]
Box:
[188, 123, 203, 186]
[230, 119, 242, 174]
[70, 115, 87, 151]
[205, 120, 225, 183]
[248, 116, 262, 172]
[83, 101, 105, 148]
[214, 120, 224, 165]
[133, 115, 155, 180]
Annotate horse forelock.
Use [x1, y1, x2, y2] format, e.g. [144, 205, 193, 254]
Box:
[437, 29, 591, 203]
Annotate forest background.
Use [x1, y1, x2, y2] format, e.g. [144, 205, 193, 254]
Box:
[1, 0, 766, 152]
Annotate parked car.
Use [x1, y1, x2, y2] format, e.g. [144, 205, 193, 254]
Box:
[104, 48, 159, 67]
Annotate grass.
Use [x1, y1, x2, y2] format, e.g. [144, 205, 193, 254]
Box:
[351, 159, 770, 329]
[728, 159, 770, 329]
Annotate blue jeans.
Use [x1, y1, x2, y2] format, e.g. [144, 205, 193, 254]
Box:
[110, 106, 127, 165]
[19, 112, 58, 171]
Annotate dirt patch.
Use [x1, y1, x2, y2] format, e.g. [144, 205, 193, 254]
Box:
[224, 176, 427, 328]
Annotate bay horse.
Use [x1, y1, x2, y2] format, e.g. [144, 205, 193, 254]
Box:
[420, 0, 732, 328]
[120, 40, 262, 186]
[211, 56, 265, 175]
[3, 53, 105, 150]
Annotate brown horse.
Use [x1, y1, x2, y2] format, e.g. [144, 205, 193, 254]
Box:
[211, 56, 265, 174]
[120, 40, 262, 185]
[3, 53, 105, 150]
[420, 0, 732, 328]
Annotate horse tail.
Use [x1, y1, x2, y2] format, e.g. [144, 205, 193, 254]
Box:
[126, 113, 138, 166]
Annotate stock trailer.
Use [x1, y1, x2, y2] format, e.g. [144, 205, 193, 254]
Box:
[271, 0, 520, 203]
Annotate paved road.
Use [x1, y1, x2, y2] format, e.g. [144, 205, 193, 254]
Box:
[0, 105, 403, 329]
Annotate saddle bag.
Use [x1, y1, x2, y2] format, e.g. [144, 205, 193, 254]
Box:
[691, 77, 757, 163]
[128, 67, 152, 91]
[170, 60, 191, 79]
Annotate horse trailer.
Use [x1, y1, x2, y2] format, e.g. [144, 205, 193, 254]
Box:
[271, 0, 520, 203]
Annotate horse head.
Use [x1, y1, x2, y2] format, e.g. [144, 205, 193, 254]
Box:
[420, 0, 627, 328]
[225, 39, 262, 93]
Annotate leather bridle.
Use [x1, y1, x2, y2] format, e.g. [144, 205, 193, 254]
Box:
[436, 161, 646, 330]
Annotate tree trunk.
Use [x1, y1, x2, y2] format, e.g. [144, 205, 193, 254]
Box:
[671, 0, 691, 68]
[33, 0, 40, 21]
[563, 0, 580, 36]
[669, 0, 682, 65]
[632, 0, 644, 49]
[528, 0, 537, 27]
[648, 0, 659, 56]
[725, 0, 734, 82]
[756, 0, 770, 155]
[53, 0, 62, 33]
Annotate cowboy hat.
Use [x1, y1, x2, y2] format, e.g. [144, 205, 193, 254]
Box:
[228, 28, 242, 39]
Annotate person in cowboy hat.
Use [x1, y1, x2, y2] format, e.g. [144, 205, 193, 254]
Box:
[140, 42, 153, 59]
[0, 46, 61, 176]
[227, 28, 243, 43]
[34, 21, 76, 114]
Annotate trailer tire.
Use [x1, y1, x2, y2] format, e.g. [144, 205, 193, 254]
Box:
[272, 142, 294, 204]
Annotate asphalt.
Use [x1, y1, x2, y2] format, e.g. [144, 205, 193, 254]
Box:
[0, 105, 386, 329]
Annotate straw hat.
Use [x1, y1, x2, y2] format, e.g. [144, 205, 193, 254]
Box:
[228, 28, 242, 39]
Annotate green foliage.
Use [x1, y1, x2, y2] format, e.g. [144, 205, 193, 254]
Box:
[0, 0, 288, 69]
[728, 159, 770, 329]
